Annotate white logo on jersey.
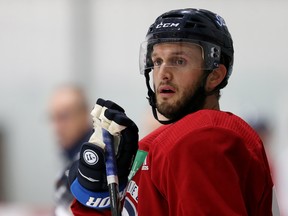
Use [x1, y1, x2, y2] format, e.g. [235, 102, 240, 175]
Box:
[141, 156, 149, 170]
[127, 180, 138, 202]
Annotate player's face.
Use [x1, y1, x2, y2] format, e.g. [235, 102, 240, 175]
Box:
[49, 91, 90, 150]
[152, 42, 205, 119]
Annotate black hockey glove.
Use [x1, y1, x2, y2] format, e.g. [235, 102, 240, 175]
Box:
[68, 99, 138, 209]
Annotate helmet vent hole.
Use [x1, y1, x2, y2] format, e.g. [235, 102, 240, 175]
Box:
[184, 22, 196, 29]
[184, 21, 205, 29]
[162, 14, 184, 19]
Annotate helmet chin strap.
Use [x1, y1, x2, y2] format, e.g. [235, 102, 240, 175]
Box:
[144, 69, 215, 125]
[144, 70, 175, 125]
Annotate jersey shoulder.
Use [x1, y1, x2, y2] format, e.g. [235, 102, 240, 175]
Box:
[139, 124, 169, 152]
[151, 110, 262, 155]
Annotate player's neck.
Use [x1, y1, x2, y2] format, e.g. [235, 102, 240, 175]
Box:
[203, 94, 220, 111]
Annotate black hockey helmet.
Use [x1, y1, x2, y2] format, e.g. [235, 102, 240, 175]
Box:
[140, 8, 234, 76]
[140, 8, 234, 124]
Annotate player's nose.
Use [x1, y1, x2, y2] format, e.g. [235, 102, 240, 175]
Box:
[157, 64, 173, 81]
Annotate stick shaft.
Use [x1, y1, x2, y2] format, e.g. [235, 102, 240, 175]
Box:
[108, 183, 120, 216]
[103, 129, 121, 216]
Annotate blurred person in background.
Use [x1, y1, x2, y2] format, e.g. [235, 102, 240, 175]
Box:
[247, 118, 280, 215]
[49, 85, 93, 216]
[273, 102, 288, 216]
[247, 118, 272, 161]
[0, 126, 5, 201]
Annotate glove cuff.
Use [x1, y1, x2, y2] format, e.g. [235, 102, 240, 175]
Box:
[70, 178, 126, 209]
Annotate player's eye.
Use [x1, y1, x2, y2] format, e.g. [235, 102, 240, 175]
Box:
[153, 58, 163, 67]
[174, 58, 186, 66]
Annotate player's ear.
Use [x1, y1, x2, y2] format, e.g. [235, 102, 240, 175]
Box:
[205, 64, 227, 92]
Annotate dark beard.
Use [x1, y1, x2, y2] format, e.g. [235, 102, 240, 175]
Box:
[156, 84, 207, 120]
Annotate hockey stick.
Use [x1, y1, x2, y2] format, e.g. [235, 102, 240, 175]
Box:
[102, 129, 121, 216]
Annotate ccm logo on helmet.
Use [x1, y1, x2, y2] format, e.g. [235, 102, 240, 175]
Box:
[156, 22, 180, 29]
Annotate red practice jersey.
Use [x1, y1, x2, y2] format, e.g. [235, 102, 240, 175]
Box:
[71, 110, 273, 216]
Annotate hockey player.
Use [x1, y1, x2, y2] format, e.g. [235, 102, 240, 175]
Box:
[68, 8, 273, 215]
